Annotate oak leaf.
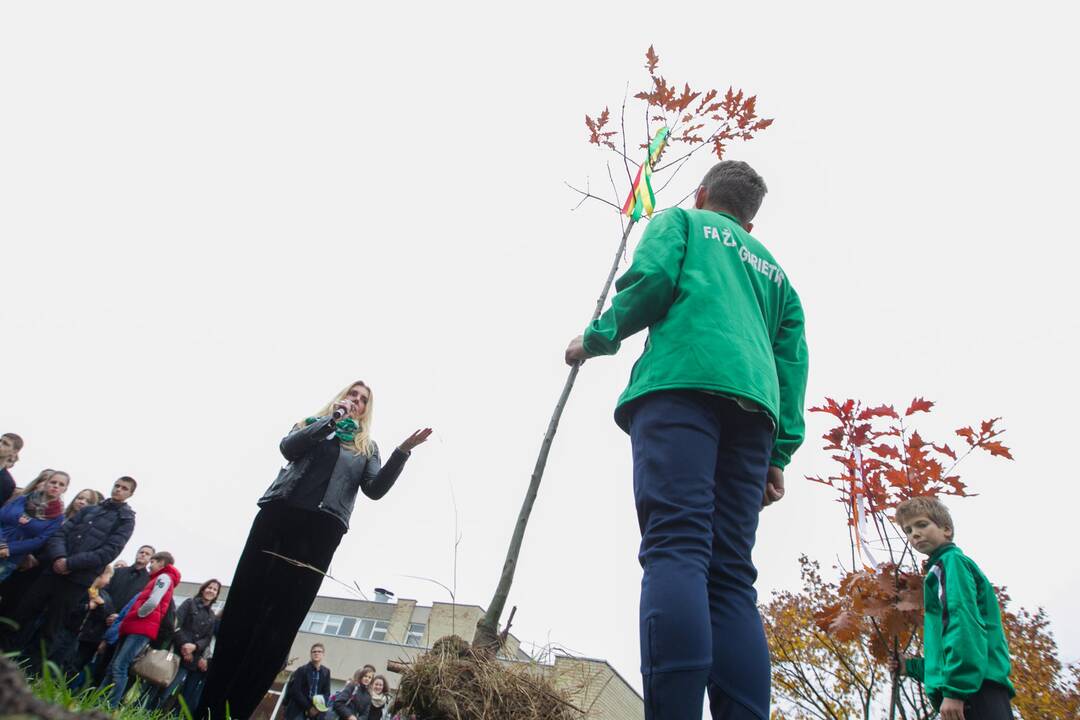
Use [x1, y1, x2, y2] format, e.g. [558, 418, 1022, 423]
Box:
[645, 45, 659, 74]
[981, 441, 1014, 459]
[905, 397, 934, 416]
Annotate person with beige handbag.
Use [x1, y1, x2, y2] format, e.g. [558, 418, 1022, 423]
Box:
[131, 642, 181, 688]
[106, 551, 181, 709]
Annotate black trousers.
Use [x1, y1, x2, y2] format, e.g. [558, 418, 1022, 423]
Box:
[197, 503, 344, 720]
[0, 563, 43, 619]
[962, 681, 1014, 720]
[3, 573, 87, 669]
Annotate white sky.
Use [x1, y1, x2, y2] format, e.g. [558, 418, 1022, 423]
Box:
[2, 0, 1077, 708]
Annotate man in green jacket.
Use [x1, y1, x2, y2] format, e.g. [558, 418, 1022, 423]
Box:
[566, 160, 809, 720]
[893, 496, 1014, 720]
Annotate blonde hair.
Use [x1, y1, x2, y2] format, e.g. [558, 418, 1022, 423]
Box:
[65, 488, 103, 519]
[299, 381, 376, 456]
[15, 468, 55, 498]
[895, 496, 955, 536]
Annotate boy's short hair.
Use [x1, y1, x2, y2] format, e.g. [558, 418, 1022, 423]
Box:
[310, 642, 325, 652]
[895, 496, 954, 534]
[117, 475, 137, 492]
[700, 160, 768, 224]
[1, 433, 24, 452]
[151, 551, 175, 566]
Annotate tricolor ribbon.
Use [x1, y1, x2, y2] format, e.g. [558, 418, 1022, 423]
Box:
[622, 127, 670, 221]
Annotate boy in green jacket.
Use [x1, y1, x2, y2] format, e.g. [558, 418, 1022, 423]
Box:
[893, 496, 1014, 720]
[566, 161, 809, 720]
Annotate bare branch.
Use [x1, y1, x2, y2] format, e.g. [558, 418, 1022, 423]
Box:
[565, 180, 622, 212]
[607, 163, 626, 237]
[654, 122, 729, 172]
[621, 82, 634, 186]
[654, 154, 692, 195]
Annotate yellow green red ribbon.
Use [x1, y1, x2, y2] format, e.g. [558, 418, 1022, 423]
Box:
[622, 127, 670, 221]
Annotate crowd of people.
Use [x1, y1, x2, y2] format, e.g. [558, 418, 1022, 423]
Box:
[0, 430, 408, 719]
[0, 431, 218, 713]
[285, 644, 391, 720]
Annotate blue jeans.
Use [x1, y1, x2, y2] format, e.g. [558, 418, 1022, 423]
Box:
[108, 633, 151, 708]
[0, 559, 18, 583]
[629, 391, 774, 720]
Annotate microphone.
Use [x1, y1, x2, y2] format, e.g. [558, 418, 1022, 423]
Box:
[332, 406, 348, 421]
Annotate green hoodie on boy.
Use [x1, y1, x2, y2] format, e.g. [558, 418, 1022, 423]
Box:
[905, 543, 1014, 708]
[582, 207, 808, 468]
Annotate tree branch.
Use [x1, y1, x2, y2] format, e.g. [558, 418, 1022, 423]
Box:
[620, 82, 634, 186]
[654, 121, 729, 172]
[607, 163, 626, 238]
[565, 180, 622, 212]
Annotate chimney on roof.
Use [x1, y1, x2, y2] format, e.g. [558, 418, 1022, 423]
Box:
[374, 587, 394, 603]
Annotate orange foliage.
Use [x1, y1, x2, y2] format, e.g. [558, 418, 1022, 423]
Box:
[806, 396, 1012, 512]
[765, 559, 1080, 719]
[585, 45, 773, 164]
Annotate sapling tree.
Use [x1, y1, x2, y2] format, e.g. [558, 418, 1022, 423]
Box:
[473, 45, 774, 652]
[766, 397, 1014, 719]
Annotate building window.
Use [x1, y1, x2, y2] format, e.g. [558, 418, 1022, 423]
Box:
[301, 613, 390, 641]
[355, 618, 390, 641]
[405, 623, 425, 647]
[302, 612, 331, 634]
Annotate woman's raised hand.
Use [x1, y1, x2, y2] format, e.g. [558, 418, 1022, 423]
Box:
[399, 428, 433, 452]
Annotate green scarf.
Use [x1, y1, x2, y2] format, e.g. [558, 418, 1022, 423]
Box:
[306, 416, 359, 443]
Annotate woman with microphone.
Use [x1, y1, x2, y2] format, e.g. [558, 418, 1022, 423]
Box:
[198, 381, 430, 720]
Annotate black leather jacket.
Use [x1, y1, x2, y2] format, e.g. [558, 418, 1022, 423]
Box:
[258, 415, 409, 531]
[174, 597, 217, 669]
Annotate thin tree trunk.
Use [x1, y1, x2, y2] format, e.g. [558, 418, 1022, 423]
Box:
[473, 218, 638, 653]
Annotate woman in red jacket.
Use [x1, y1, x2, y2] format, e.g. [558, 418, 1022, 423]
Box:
[107, 551, 181, 709]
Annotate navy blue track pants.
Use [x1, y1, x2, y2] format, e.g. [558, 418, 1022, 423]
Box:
[629, 391, 774, 720]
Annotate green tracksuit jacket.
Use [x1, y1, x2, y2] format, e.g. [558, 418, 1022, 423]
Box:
[905, 543, 1014, 708]
[582, 208, 809, 468]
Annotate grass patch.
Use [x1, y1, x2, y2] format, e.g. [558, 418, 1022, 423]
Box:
[1, 653, 197, 720]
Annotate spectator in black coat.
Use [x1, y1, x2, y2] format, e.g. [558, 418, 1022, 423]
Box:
[153, 579, 220, 713]
[0, 485, 101, 629]
[2, 476, 136, 669]
[86, 543, 155, 688]
[332, 668, 373, 720]
[286, 644, 332, 720]
[106, 545, 155, 618]
[0, 433, 24, 506]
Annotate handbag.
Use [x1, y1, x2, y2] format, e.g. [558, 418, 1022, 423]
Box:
[131, 646, 180, 687]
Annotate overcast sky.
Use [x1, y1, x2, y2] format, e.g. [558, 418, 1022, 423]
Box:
[2, 0, 1077, 708]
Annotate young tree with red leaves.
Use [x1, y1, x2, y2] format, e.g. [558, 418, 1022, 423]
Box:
[805, 397, 1012, 718]
[763, 558, 1080, 719]
[762, 397, 1077, 718]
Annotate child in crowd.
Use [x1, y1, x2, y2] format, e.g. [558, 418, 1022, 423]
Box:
[62, 564, 115, 679]
[892, 497, 1014, 720]
[108, 551, 181, 708]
